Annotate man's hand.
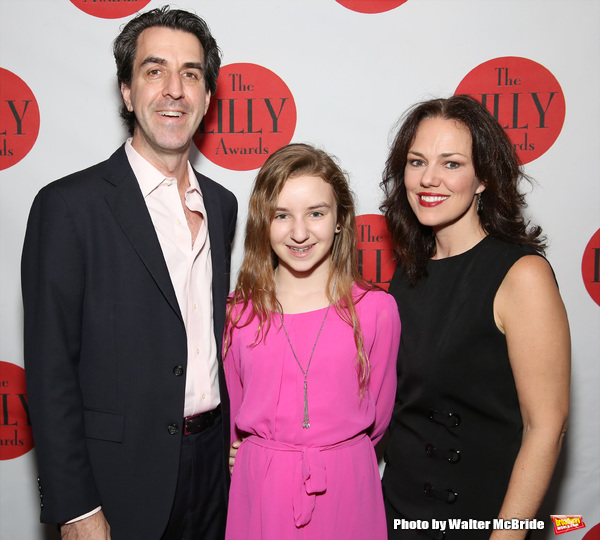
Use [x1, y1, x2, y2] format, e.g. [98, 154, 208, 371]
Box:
[61, 510, 111, 539]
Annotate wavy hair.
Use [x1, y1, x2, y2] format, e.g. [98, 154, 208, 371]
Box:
[113, 6, 221, 135]
[380, 95, 546, 284]
[225, 143, 373, 393]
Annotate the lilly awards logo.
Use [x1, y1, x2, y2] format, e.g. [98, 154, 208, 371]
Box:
[335, 0, 408, 14]
[0, 68, 40, 171]
[195, 63, 297, 172]
[455, 57, 566, 164]
[356, 214, 396, 291]
[69, 0, 151, 19]
[582, 228, 600, 307]
[0, 362, 33, 460]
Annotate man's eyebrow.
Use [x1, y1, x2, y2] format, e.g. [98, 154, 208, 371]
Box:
[140, 56, 166, 67]
[182, 62, 204, 72]
[139, 57, 204, 72]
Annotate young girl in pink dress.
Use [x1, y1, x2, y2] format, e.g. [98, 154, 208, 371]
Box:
[223, 143, 400, 539]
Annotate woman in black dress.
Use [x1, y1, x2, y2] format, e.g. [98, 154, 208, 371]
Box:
[380, 95, 571, 539]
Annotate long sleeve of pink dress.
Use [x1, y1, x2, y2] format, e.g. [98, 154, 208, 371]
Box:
[224, 287, 400, 539]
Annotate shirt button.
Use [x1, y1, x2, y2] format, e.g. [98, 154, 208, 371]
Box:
[193, 303, 197, 310]
[195, 348, 199, 355]
[176, 219, 181, 225]
[167, 424, 179, 435]
[202, 393, 206, 400]
[173, 365, 184, 377]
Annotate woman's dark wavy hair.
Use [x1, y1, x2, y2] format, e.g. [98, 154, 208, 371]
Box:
[113, 5, 221, 135]
[380, 95, 546, 284]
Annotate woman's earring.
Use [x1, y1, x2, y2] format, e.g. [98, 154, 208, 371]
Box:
[335, 225, 342, 233]
[477, 193, 483, 213]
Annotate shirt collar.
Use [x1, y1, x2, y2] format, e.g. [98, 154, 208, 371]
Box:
[124, 138, 201, 198]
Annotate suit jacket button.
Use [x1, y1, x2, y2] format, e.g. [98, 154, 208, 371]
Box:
[173, 365, 184, 376]
[167, 424, 179, 435]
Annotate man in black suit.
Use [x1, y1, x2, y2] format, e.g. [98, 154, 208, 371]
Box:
[21, 7, 237, 540]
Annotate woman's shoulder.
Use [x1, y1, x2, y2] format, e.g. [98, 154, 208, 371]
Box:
[483, 236, 542, 261]
[501, 253, 556, 291]
[353, 284, 398, 312]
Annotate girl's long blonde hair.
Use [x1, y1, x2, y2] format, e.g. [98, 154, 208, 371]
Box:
[224, 143, 373, 393]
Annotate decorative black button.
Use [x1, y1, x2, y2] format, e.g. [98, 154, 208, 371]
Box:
[424, 483, 458, 504]
[173, 365, 184, 376]
[427, 408, 461, 428]
[424, 482, 434, 498]
[425, 443, 437, 457]
[447, 412, 461, 427]
[167, 424, 179, 435]
[445, 490, 458, 504]
[448, 448, 461, 463]
[425, 443, 460, 463]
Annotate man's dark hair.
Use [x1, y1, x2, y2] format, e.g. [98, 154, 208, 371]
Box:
[113, 5, 221, 135]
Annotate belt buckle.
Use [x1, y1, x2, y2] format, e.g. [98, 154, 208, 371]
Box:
[183, 415, 193, 435]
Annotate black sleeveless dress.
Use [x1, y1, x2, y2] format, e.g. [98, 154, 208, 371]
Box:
[382, 236, 540, 539]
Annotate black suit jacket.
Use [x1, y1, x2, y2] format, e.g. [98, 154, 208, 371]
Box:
[21, 145, 237, 539]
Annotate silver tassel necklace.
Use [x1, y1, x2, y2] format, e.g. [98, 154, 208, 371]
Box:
[279, 304, 331, 429]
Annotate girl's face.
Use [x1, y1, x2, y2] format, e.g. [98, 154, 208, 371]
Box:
[404, 117, 485, 235]
[269, 175, 339, 279]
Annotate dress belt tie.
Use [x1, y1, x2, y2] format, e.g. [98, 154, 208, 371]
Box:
[245, 433, 368, 527]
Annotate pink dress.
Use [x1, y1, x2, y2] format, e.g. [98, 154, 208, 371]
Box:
[224, 288, 400, 540]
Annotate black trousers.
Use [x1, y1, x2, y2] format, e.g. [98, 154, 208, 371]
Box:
[161, 415, 227, 540]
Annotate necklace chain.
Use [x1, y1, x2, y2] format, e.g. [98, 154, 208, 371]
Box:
[280, 304, 331, 429]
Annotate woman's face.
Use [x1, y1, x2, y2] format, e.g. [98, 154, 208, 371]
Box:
[404, 117, 485, 234]
[269, 175, 339, 279]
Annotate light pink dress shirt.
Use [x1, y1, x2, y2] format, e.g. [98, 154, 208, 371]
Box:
[125, 140, 220, 417]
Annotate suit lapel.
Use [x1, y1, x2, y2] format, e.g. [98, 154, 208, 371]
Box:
[103, 147, 183, 324]
[201, 179, 226, 298]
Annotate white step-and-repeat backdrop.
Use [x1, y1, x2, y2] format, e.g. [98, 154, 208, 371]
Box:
[1, 1, 598, 538]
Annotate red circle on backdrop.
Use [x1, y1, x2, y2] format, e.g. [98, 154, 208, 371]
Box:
[335, 0, 408, 14]
[455, 57, 566, 165]
[0, 362, 34, 460]
[195, 63, 297, 171]
[581, 228, 600, 307]
[583, 522, 600, 539]
[356, 214, 397, 291]
[69, 0, 151, 19]
[0, 68, 40, 171]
